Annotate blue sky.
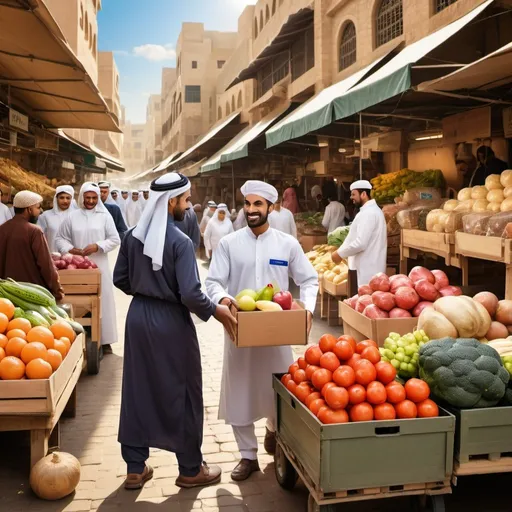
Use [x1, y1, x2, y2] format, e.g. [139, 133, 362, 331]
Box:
[98, 0, 253, 124]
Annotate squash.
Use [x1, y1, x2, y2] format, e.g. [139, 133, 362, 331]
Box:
[30, 452, 81, 500]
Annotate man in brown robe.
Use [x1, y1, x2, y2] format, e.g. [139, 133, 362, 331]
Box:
[0, 190, 63, 300]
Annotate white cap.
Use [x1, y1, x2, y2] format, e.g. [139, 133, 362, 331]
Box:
[240, 180, 278, 204]
[13, 190, 43, 208]
[350, 180, 372, 191]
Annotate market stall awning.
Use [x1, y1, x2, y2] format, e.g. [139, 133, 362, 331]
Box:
[169, 112, 241, 170]
[151, 152, 181, 175]
[227, 7, 314, 90]
[0, 0, 120, 132]
[89, 144, 124, 172]
[266, 0, 492, 148]
[201, 103, 291, 173]
[181, 158, 206, 178]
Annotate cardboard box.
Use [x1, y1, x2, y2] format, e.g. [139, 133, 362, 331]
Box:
[233, 304, 307, 348]
[300, 235, 327, 252]
[322, 278, 348, 297]
[338, 301, 418, 346]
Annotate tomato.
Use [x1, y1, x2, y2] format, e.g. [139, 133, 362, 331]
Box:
[353, 359, 377, 386]
[333, 340, 354, 362]
[333, 365, 356, 388]
[293, 369, 307, 384]
[295, 382, 312, 403]
[317, 406, 334, 424]
[297, 357, 308, 370]
[374, 403, 396, 421]
[321, 381, 337, 397]
[286, 379, 297, 395]
[324, 386, 349, 410]
[322, 408, 349, 424]
[319, 334, 337, 353]
[311, 368, 333, 391]
[305, 364, 319, 381]
[305, 392, 322, 408]
[385, 381, 406, 404]
[305, 345, 323, 365]
[405, 378, 431, 403]
[417, 399, 439, 418]
[395, 400, 418, 419]
[346, 353, 362, 369]
[281, 374, 292, 386]
[320, 352, 341, 372]
[309, 398, 326, 416]
[375, 361, 397, 385]
[288, 362, 300, 375]
[348, 384, 366, 405]
[338, 335, 357, 352]
[361, 346, 381, 365]
[349, 402, 374, 422]
[356, 339, 378, 355]
[366, 381, 387, 405]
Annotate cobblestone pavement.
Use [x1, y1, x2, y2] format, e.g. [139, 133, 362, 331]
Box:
[0, 258, 510, 511]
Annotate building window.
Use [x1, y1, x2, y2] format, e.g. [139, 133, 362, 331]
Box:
[254, 18, 258, 37]
[339, 22, 356, 71]
[185, 85, 201, 103]
[260, 11, 263, 31]
[226, 102, 230, 115]
[291, 26, 315, 81]
[177, 94, 182, 115]
[237, 91, 243, 109]
[93, 33, 97, 57]
[266, 5, 270, 23]
[218, 106, 222, 120]
[85, 12, 89, 40]
[192, 61, 198, 69]
[79, 3, 84, 29]
[272, 0, 276, 15]
[435, 0, 458, 12]
[231, 96, 236, 112]
[376, 0, 403, 48]
[134, 142, 142, 149]
[217, 60, 225, 69]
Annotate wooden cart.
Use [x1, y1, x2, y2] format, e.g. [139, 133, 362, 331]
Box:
[0, 335, 84, 468]
[59, 269, 102, 375]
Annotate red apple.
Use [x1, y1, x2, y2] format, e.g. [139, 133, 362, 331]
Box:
[273, 291, 293, 311]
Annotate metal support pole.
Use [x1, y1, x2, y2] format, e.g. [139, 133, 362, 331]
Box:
[359, 113, 363, 180]
[231, 163, 235, 211]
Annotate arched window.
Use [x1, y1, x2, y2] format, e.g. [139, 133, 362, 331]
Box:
[79, 3, 84, 29]
[177, 94, 182, 115]
[231, 96, 236, 112]
[237, 91, 243, 109]
[84, 12, 89, 40]
[272, 0, 276, 14]
[339, 22, 356, 71]
[266, 5, 270, 23]
[89, 24, 93, 48]
[435, 0, 458, 13]
[260, 11, 263, 31]
[254, 18, 258, 37]
[92, 33, 97, 57]
[218, 106, 222, 120]
[376, 0, 403, 48]
[226, 102, 230, 115]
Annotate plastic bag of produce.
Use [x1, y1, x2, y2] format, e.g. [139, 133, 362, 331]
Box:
[403, 187, 442, 205]
[397, 203, 442, 230]
[443, 211, 466, 233]
[462, 212, 495, 235]
[486, 211, 512, 237]
[504, 223, 512, 239]
[426, 209, 448, 232]
[485, 174, 503, 190]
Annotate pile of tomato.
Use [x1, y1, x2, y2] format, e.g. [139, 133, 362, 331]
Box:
[281, 334, 439, 424]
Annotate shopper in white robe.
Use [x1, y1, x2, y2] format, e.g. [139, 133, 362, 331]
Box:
[111, 188, 127, 221]
[205, 180, 318, 482]
[140, 189, 150, 211]
[322, 195, 346, 235]
[203, 204, 233, 259]
[55, 182, 120, 354]
[268, 196, 297, 238]
[38, 185, 77, 252]
[332, 180, 387, 289]
[200, 201, 217, 235]
[0, 189, 13, 226]
[125, 190, 143, 227]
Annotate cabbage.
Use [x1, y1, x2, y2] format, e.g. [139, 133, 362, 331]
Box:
[327, 226, 350, 247]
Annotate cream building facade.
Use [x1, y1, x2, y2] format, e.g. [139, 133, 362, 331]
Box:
[122, 122, 145, 176]
[143, 94, 162, 169]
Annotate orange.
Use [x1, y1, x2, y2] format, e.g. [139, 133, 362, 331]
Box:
[20, 342, 48, 365]
[7, 318, 31, 334]
[0, 347, 5, 362]
[5, 337, 28, 358]
[0, 334, 7, 349]
[50, 321, 76, 343]
[0, 312, 8, 334]
[53, 339, 67, 359]
[25, 358, 52, 379]
[0, 356, 25, 380]
[59, 337, 71, 355]
[0, 299, 15, 321]
[46, 349, 63, 372]
[26, 326, 54, 350]
[7, 329, 26, 340]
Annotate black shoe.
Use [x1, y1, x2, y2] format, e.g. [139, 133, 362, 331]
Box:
[264, 428, 276, 455]
[231, 459, 260, 481]
[102, 344, 113, 355]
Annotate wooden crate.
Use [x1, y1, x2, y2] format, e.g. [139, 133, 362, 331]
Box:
[58, 269, 101, 295]
[322, 278, 348, 297]
[455, 232, 512, 263]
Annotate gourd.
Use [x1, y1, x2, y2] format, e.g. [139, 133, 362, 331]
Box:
[30, 452, 81, 500]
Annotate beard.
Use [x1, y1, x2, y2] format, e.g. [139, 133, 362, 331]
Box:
[29, 215, 38, 224]
[173, 205, 186, 222]
[245, 208, 269, 228]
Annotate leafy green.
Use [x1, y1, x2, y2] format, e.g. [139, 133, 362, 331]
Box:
[327, 226, 350, 248]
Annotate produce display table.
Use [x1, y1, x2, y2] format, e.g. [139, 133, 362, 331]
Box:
[0, 335, 84, 468]
[322, 278, 347, 327]
[454, 232, 512, 300]
[59, 269, 102, 375]
[273, 376, 453, 512]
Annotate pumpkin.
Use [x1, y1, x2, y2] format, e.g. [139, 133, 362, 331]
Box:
[30, 451, 81, 500]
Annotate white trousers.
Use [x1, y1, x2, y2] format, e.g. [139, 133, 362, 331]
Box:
[232, 419, 275, 460]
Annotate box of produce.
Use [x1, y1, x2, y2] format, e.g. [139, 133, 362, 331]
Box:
[299, 235, 327, 253]
[274, 333, 455, 492]
[402, 229, 451, 255]
[455, 231, 512, 263]
[304, 244, 338, 277]
[233, 286, 307, 348]
[51, 252, 98, 270]
[322, 262, 348, 297]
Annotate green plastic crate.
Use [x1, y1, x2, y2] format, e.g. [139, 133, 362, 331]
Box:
[447, 406, 512, 464]
[274, 376, 455, 494]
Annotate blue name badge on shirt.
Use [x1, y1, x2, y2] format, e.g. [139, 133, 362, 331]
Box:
[269, 259, 289, 267]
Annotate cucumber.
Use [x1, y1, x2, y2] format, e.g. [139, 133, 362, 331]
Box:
[17, 281, 55, 301]
[50, 304, 69, 320]
[0, 285, 57, 320]
[66, 319, 85, 335]
[1, 280, 55, 307]
[37, 306, 56, 323]
[13, 307, 24, 319]
[24, 310, 50, 328]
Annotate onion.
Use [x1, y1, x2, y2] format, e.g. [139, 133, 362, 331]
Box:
[473, 292, 499, 318]
[389, 308, 412, 318]
[394, 286, 420, 311]
[413, 301, 435, 317]
[50, 252, 61, 261]
[486, 321, 510, 341]
[66, 264, 77, 270]
[358, 285, 373, 296]
[356, 295, 373, 314]
[431, 269, 450, 290]
[496, 300, 512, 325]
[55, 260, 67, 270]
[62, 253, 73, 264]
[409, 266, 435, 284]
[372, 291, 396, 312]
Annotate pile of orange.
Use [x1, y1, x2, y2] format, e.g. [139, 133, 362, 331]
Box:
[0, 298, 77, 381]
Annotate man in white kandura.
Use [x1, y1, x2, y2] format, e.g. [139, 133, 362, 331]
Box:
[0, 189, 14, 226]
[203, 203, 233, 259]
[332, 180, 387, 290]
[200, 200, 217, 235]
[55, 182, 121, 355]
[205, 180, 318, 482]
[125, 190, 143, 227]
[322, 194, 346, 235]
[268, 196, 297, 238]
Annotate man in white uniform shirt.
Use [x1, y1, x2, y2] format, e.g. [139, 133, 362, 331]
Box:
[206, 180, 318, 482]
[0, 189, 13, 226]
[322, 195, 346, 235]
[332, 180, 387, 290]
[268, 196, 297, 238]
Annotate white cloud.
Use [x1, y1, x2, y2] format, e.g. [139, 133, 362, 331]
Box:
[133, 44, 176, 62]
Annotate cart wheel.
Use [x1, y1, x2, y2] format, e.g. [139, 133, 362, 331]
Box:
[415, 495, 446, 512]
[307, 494, 337, 512]
[274, 442, 298, 490]
[86, 330, 100, 375]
